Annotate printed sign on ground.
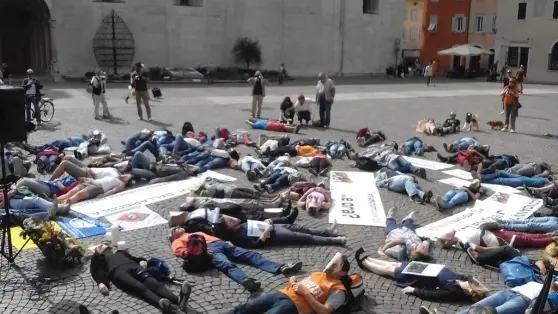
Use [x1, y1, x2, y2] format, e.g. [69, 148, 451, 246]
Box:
[104, 206, 167, 231]
[329, 171, 386, 227]
[416, 194, 543, 240]
[57, 216, 112, 239]
[442, 169, 473, 180]
[403, 156, 454, 170]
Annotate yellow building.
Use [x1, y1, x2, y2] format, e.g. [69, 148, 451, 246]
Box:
[401, 0, 423, 64]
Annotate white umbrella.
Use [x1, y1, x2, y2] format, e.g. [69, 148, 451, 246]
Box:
[438, 44, 494, 56]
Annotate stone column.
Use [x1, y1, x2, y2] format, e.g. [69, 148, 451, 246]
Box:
[49, 19, 64, 82]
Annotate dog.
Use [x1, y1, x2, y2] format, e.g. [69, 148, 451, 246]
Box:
[462, 112, 479, 131]
[486, 120, 505, 130]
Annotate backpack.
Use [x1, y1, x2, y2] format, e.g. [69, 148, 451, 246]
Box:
[337, 274, 366, 313]
[355, 157, 379, 171]
[182, 122, 194, 135]
[499, 256, 542, 287]
[182, 234, 212, 273]
[142, 257, 172, 281]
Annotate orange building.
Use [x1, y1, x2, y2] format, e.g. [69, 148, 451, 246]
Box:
[421, 0, 471, 72]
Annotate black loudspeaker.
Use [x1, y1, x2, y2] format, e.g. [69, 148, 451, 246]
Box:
[0, 87, 27, 143]
[152, 88, 162, 98]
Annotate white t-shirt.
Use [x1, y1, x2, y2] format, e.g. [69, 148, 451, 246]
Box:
[184, 138, 201, 147]
[294, 99, 314, 112]
[26, 82, 36, 95]
[211, 149, 230, 159]
[455, 228, 500, 248]
[511, 281, 543, 300]
[95, 177, 121, 192]
[90, 167, 120, 179]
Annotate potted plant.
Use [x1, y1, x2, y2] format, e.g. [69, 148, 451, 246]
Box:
[19, 218, 86, 266]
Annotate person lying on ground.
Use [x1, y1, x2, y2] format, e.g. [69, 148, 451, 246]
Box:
[476, 154, 520, 174]
[401, 137, 435, 156]
[35, 149, 65, 174]
[49, 156, 122, 181]
[376, 169, 433, 204]
[245, 118, 301, 134]
[121, 130, 156, 156]
[456, 279, 558, 314]
[297, 151, 332, 177]
[356, 127, 386, 147]
[378, 208, 430, 261]
[285, 181, 320, 201]
[355, 247, 489, 302]
[437, 146, 486, 170]
[294, 94, 314, 124]
[170, 228, 303, 292]
[260, 154, 294, 176]
[90, 244, 191, 314]
[433, 179, 484, 210]
[280, 96, 295, 124]
[416, 118, 440, 136]
[296, 186, 331, 215]
[176, 147, 241, 173]
[1, 152, 31, 180]
[443, 137, 490, 155]
[122, 130, 176, 159]
[13, 177, 81, 199]
[0, 192, 70, 223]
[56, 174, 133, 204]
[228, 252, 363, 314]
[325, 139, 354, 159]
[240, 155, 265, 181]
[180, 196, 284, 212]
[480, 217, 558, 234]
[420, 305, 497, 314]
[471, 167, 549, 188]
[128, 151, 197, 183]
[506, 162, 552, 178]
[256, 134, 291, 151]
[192, 181, 278, 201]
[213, 215, 345, 249]
[257, 142, 321, 158]
[256, 137, 319, 156]
[350, 142, 427, 178]
[254, 168, 307, 193]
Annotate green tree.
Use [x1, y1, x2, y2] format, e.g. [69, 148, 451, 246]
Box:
[232, 37, 262, 69]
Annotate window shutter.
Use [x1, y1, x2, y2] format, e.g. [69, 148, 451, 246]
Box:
[469, 15, 475, 33]
[451, 16, 456, 32]
[462, 16, 467, 32]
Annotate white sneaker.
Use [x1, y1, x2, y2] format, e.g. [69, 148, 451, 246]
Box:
[509, 129, 515, 133]
[500, 111, 504, 115]
[501, 127, 508, 132]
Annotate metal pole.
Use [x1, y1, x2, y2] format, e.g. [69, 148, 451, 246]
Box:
[111, 10, 118, 75]
[0, 143, 14, 262]
[339, 0, 346, 76]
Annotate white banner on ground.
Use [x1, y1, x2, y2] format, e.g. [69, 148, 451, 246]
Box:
[438, 177, 521, 194]
[402, 156, 454, 170]
[105, 206, 167, 231]
[443, 169, 473, 180]
[329, 171, 386, 227]
[416, 194, 543, 240]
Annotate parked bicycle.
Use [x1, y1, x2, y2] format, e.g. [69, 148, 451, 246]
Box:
[28, 95, 55, 123]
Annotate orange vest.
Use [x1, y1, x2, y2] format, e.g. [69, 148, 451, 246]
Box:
[503, 87, 520, 105]
[280, 273, 346, 314]
[296, 145, 318, 157]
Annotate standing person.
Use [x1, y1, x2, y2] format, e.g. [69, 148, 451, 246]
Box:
[133, 70, 151, 121]
[206, 62, 215, 85]
[424, 61, 433, 86]
[516, 65, 526, 94]
[431, 60, 438, 86]
[126, 62, 142, 104]
[278, 63, 286, 85]
[22, 69, 42, 125]
[2, 63, 12, 85]
[90, 69, 111, 120]
[500, 70, 513, 115]
[315, 72, 336, 128]
[247, 71, 265, 119]
[501, 78, 521, 133]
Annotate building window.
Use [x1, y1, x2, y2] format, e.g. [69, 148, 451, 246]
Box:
[403, 28, 408, 40]
[363, 0, 379, 14]
[492, 15, 497, 33]
[410, 8, 419, 21]
[553, 1, 558, 19]
[173, 0, 203, 6]
[549, 42, 558, 70]
[93, 0, 125, 2]
[410, 28, 419, 40]
[507, 47, 520, 67]
[517, 2, 527, 19]
[428, 15, 438, 32]
[452, 15, 466, 32]
[474, 16, 484, 32]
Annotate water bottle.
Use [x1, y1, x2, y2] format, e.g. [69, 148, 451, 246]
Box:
[111, 224, 121, 245]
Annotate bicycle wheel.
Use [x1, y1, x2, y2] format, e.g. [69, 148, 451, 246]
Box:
[39, 101, 55, 122]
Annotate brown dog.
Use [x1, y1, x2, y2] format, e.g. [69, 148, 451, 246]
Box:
[487, 120, 504, 130]
[462, 112, 479, 131]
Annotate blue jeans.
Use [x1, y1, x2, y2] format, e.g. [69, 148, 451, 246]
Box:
[129, 141, 159, 157]
[51, 137, 84, 150]
[1, 197, 54, 221]
[318, 95, 332, 127]
[39, 155, 60, 167]
[228, 291, 297, 314]
[453, 137, 479, 151]
[387, 175, 425, 198]
[456, 289, 529, 314]
[197, 156, 228, 173]
[208, 241, 282, 285]
[264, 172, 290, 189]
[385, 218, 415, 235]
[173, 135, 196, 155]
[440, 189, 469, 209]
[327, 143, 346, 159]
[158, 143, 174, 156]
[184, 151, 210, 165]
[387, 156, 417, 173]
[130, 151, 155, 180]
[403, 139, 423, 155]
[481, 171, 547, 188]
[503, 217, 558, 233]
[263, 161, 287, 176]
[241, 160, 263, 173]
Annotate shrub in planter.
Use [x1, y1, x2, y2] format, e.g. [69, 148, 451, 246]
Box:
[20, 218, 86, 266]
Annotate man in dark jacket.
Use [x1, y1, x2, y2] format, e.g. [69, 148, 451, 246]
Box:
[22, 69, 43, 124]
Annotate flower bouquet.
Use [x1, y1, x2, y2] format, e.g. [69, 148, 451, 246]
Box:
[19, 218, 86, 266]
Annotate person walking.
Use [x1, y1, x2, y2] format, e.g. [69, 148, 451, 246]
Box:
[315, 72, 336, 128]
[132, 70, 151, 121]
[22, 69, 43, 125]
[516, 65, 526, 94]
[2, 63, 12, 85]
[90, 69, 111, 120]
[500, 78, 521, 133]
[126, 62, 143, 104]
[424, 61, 433, 86]
[247, 71, 265, 119]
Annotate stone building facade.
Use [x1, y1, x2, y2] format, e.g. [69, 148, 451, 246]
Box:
[0, 0, 404, 77]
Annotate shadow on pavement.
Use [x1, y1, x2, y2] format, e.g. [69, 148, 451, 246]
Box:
[147, 119, 173, 128]
[36, 121, 62, 132]
[103, 116, 130, 126]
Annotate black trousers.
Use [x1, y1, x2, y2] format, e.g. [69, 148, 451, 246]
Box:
[310, 158, 330, 173]
[476, 246, 521, 267]
[297, 111, 311, 123]
[111, 264, 177, 308]
[481, 159, 508, 174]
[262, 146, 298, 157]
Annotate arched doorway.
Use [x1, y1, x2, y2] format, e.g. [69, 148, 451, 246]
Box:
[0, 0, 51, 75]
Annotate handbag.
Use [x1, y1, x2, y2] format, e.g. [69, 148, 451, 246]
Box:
[499, 255, 542, 287]
[85, 84, 93, 94]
